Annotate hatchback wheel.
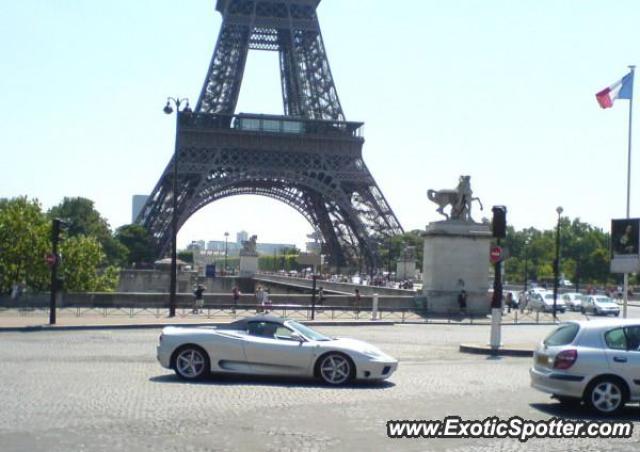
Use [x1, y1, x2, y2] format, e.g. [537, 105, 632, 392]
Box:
[318, 353, 353, 385]
[585, 378, 627, 415]
[173, 346, 210, 380]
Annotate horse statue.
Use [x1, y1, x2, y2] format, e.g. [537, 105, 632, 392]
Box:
[427, 175, 483, 222]
[240, 235, 258, 256]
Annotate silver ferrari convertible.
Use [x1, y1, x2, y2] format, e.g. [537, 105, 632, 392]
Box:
[157, 315, 398, 385]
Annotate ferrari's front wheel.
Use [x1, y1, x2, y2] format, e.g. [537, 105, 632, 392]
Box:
[173, 345, 210, 380]
[318, 353, 353, 385]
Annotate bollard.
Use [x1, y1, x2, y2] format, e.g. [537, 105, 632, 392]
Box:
[371, 293, 379, 320]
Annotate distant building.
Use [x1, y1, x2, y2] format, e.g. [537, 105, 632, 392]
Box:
[131, 195, 149, 222]
[257, 243, 296, 255]
[187, 240, 206, 251]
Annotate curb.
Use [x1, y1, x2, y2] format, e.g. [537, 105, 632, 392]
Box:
[0, 320, 396, 333]
[459, 343, 534, 357]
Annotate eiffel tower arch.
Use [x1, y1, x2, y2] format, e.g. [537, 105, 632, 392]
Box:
[137, 0, 403, 268]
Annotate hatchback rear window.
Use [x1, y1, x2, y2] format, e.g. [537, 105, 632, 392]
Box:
[544, 323, 579, 346]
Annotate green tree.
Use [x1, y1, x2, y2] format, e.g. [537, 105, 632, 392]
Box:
[114, 224, 156, 266]
[60, 236, 118, 292]
[504, 217, 613, 286]
[0, 197, 50, 293]
[48, 197, 127, 266]
[177, 250, 194, 264]
[377, 230, 424, 272]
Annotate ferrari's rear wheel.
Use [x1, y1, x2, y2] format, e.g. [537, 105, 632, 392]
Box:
[173, 346, 210, 380]
[319, 353, 353, 385]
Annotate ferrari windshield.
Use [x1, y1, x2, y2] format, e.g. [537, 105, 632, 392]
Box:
[286, 320, 332, 341]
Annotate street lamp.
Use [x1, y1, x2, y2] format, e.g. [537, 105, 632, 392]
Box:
[164, 97, 191, 318]
[553, 206, 563, 320]
[224, 231, 229, 275]
[523, 238, 531, 293]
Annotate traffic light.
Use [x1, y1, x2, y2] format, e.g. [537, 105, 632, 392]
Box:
[491, 206, 507, 238]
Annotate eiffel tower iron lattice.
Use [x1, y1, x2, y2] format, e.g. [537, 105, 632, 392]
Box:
[137, 0, 403, 268]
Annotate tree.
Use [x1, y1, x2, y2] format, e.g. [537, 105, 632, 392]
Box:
[48, 197, 127, 266]
[114, 224, 156, 266]
[504, 217, 613, 286]
[377, 230, 424, 272]
[60, 236, 118, 292]
[177, 250, 194, 264]
[0, 197, 50, 293]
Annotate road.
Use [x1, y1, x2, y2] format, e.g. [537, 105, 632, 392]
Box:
[1, 324, 638, 451]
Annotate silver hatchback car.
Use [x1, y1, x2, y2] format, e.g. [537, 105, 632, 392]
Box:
[530, 319, 640, 415]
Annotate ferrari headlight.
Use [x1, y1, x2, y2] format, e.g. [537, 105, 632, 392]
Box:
[362, 349, 383, 359]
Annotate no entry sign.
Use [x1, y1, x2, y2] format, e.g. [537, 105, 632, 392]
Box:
[490, 246, 502, 264]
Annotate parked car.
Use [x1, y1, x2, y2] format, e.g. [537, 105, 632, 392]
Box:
[530, 319, 640, 414]
[581, 295, 620, 316]
[528, 291, 566, 313]
[561, 292, 584, 311]
[157, 315, 398, 385]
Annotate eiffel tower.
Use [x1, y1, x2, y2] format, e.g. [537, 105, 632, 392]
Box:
[137, 0, 403, 268]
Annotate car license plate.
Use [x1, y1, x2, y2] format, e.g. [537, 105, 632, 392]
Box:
[536, 353, 549, 366]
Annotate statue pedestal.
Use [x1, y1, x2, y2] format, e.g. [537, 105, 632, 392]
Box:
[396, 260, 416, 280]
[239, 255, 258, 277]
[422, 221, 492, 315]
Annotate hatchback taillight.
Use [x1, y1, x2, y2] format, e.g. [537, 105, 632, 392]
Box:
[553, 349, 577, 369]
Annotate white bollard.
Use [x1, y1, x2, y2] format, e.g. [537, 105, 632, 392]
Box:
[490, 308, 502, 351]
[371, 293, 379, 320]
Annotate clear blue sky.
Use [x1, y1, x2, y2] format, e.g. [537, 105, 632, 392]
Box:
[2, 0, 639, 249]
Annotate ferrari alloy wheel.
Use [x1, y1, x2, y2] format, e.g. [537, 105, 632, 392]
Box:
[174, 346, 209, 380]
[319, 354, 352, 385]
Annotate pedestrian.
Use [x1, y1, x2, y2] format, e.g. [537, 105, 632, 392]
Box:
[193, 284, 205, 314]
[505, 291, 513, 313]
[354, 288, 361, 311]
[255, 286, 265, 313]
[457, 289, 467, 314]
[264, 288, 272, 313]
[318, 287, 325, 306]
[231, 285, 241, 313]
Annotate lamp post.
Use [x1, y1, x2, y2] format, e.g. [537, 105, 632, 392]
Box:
[224, 231, 229, 275]
[523, 238, 531, 293]
[163, 97, 191, 318]
[553, 206, 563, 320]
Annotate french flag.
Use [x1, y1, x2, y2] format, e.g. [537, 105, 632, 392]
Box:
[596, 72, 634, 108]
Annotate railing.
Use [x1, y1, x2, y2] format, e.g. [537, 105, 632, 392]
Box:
[0, 303, 564, 325]
[179, 112, 364, 138]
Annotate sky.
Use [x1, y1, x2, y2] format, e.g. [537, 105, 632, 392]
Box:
[2, 0, 639, 250]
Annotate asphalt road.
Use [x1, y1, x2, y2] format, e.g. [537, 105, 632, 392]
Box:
[1, 324, 639, 451]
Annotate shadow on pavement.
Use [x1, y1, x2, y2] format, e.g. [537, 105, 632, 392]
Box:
[530, 402, 640, 422]
[149, 372, 395, 389]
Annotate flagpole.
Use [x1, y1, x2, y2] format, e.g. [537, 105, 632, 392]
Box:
[623, 65, 635, 319]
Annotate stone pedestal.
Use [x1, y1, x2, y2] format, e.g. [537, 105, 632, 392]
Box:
[422, 221, 492, 314]
[396, 260, 416, 280]
[239, 255, 258, 277]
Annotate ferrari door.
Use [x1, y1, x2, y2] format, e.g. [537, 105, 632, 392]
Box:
[242, 322, 314, 375]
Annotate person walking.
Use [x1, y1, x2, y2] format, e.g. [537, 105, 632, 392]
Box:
[457, 289, 467, 315]
[255, 286, 265, 313]
[231, 285, 241, 314]
[193, 284, 205, 314]
[354, 288, 361, 314]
